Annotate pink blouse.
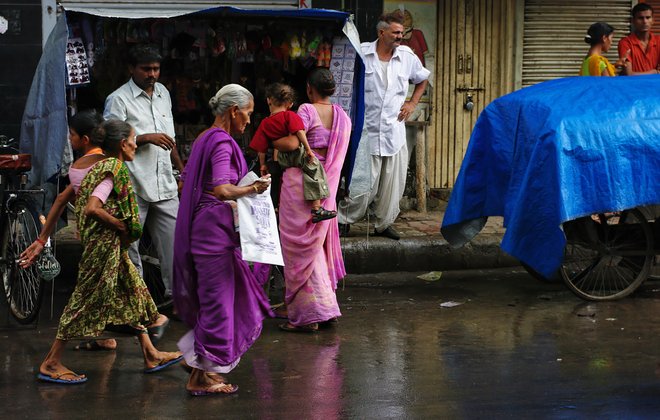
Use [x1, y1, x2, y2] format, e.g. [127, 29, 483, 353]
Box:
[298, 103, 331, 149]
[69, 165, 113, 203]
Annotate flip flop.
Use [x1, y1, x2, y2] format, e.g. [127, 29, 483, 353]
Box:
[189, 383, 239, 397]
[37, 371, 88, 385]
[147, 318, 170, 345]
[143, 355, 183, 374]
[278, 322, 318, 333]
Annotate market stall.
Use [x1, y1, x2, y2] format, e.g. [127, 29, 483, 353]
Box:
[20, 4, 364, 191]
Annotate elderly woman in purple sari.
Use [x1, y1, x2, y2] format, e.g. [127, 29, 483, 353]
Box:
[173, 84, 272, 396]
[278, 68, 352, 332]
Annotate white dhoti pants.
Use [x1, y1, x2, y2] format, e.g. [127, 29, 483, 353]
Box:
[338, 143, 408, 232]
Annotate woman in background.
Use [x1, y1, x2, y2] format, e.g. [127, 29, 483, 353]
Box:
[580, 22, 617, 76]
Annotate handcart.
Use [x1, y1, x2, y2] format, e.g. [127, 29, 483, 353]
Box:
[441, 76, 660, 301]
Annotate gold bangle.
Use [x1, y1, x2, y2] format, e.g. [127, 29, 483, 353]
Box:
[253, 185, 258, 193]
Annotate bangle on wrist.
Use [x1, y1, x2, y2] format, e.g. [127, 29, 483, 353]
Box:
[35, 238, 46, 246]
[253, 185, 258, 193]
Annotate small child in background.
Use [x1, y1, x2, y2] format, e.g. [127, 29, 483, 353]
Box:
[249, 83, 336, 223]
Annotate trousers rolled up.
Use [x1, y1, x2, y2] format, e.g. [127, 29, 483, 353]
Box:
[277, 144, 330, 201]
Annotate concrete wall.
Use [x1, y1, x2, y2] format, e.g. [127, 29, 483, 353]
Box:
[0, 1, 42, 142]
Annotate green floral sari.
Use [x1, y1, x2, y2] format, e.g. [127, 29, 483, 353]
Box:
[57, 158, 158, 340]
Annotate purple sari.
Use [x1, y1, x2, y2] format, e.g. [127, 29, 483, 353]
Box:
[173, 127, 271, 373]
[279, 104, 351, 326]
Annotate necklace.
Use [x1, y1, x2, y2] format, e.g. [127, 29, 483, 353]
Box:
[83, 147, 104, 156]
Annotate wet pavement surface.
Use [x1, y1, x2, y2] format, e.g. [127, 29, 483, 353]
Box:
[3, 268, 660, 419]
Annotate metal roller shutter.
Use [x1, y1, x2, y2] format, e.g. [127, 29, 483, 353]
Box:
[640, 0, 660, 32]
[522, 0, 632, 86]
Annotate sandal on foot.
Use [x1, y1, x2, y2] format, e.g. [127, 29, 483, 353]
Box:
[189, 383, 239, 396]
[279, 322, 318, 333]
[311, 207, 337, 223]
[74, 339, 116, 351]
[37, 371, 88, 385]
[144, 355, 183, 374]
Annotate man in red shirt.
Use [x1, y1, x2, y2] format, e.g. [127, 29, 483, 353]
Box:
[618, 3, 660, 75]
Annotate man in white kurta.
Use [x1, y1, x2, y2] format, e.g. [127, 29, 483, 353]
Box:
[104, 45, 184, 296]
[338, 11, 429, 240]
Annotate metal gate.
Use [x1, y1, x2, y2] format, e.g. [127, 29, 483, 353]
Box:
[431, 0, 516, 189]
[522, 0, 633, 86]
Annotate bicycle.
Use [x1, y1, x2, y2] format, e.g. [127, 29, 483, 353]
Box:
[0, 135, 45, 324]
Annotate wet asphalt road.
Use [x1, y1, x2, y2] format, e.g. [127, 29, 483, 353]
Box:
[2, 268, 660, 419]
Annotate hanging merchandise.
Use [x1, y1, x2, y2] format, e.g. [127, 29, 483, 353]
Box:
[24, 6, 366, 196]
[65, 37, 91, 86]
[330, 36, 356, 115]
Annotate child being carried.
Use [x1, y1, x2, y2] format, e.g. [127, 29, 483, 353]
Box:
[249, 83, 336, 223]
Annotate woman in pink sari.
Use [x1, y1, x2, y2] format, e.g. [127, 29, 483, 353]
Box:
[279, 68, 351, 332]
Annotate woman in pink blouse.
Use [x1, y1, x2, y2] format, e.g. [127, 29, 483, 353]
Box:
[278, 68, 352, 332]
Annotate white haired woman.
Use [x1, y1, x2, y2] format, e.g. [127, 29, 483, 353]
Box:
[173, 84, 272, 396]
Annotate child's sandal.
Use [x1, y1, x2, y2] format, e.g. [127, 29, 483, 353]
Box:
[311, 207, 337, 223]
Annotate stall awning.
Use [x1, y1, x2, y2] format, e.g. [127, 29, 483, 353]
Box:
[23, 5, 364, 190]
[59, 0, 298, 18]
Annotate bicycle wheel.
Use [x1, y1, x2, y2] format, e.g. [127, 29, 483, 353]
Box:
[1, 200, 43, 324]
[561, 209, 653, 301]
[138, 232, 170, 310]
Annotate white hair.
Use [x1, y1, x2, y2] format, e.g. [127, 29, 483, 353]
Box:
[208, 84, 253, 116]
[376, 20, 390, 32]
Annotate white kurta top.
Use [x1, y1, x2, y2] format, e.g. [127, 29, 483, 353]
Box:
[361, 40, 430, 156]
[104, 79, 178, 202]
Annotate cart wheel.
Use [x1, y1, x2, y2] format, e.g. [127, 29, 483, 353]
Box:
[561, 209, 653, 301]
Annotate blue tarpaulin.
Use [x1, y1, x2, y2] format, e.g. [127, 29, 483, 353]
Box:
[441, 75, 660, 278]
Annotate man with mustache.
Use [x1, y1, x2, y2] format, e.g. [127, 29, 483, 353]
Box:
[618, 3, 660, 75]
[104, 45, 184, 301]
[338, 10, 429, 240]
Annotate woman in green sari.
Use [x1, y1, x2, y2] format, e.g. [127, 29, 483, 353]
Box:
[38, 120, 182, 384]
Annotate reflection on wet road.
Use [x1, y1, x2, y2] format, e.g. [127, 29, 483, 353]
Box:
[2, 268, 660, 418]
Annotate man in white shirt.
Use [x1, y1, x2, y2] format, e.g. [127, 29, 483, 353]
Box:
[104, 45, 184, 297]
[339, 11, 429, 240]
